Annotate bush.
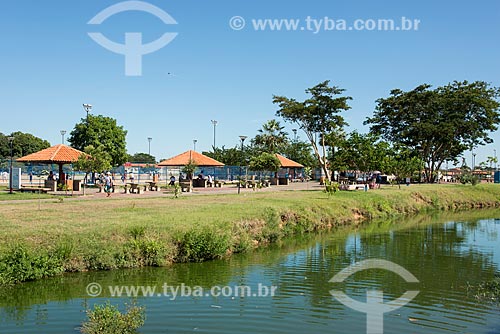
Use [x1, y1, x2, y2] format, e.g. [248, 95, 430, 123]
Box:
[260, 208, 283, 242]
[126, 239, 167, 267]
[177, 228, 230, 262]
[0, 245, 65, 284]
[80, 301, 145, 334]
[324, 180, 339, 196]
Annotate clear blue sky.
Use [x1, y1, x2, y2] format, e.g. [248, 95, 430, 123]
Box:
[1, 0, 499, 164]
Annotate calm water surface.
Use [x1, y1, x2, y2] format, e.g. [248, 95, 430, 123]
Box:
[1, 212, 500, 334]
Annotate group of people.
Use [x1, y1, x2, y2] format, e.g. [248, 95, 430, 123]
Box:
[169, 172, 215, 186]
[97, 172, 114, 197]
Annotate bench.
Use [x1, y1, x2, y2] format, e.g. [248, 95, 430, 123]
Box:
[146, 181, 159, 191]
[339, 184, 366, 191]
[124, 183, 142, 194]
[214, 180, 224, 188]
[192, 179, 207, 188]
[20, 187, 51, 193]
[246, 180, 257, 189]
[179, 181, 192, 192]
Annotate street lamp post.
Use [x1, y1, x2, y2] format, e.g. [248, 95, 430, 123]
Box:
[292, 129, 297, 142]
[211, 120, 218, 149]
[238, 135, 247, 195]
[472, 153, 477, 172]
[148, 137, 152, 155]
[82, 103, 92, 187]
[8, 136, 14, 194]
[60, 130, 66, 144]
[193, 139, 197, 152]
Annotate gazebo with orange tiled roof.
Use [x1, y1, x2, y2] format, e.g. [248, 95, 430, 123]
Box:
[157, 150, 224, 167]
[17, 144, 86, 184]
[275, 154, 304, 168]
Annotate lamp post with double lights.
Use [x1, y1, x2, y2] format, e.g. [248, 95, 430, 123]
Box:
[238, 135, 247, 195]
[8, 136, 14, 194]
[148, 137, 152, 155]
[83, 103, 92, 123]
[193, 139, 197, 152]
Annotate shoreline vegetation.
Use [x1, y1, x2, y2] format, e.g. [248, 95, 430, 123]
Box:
[1, 183, 500, 285]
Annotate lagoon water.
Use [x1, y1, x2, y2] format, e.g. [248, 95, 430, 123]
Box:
[1, 212, 500, 334]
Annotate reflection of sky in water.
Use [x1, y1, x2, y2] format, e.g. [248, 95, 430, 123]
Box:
[342, 219, 500, 270]
[459, 219, 500, 268]
[344, 234, 361, 256]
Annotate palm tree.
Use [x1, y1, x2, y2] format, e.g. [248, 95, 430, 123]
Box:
[487, 156, 498, 170]
[252, 120, 289, 154]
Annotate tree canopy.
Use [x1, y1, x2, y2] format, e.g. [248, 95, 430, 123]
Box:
[248, 152, 281, 173]
[73, 145, 112, 175]
[382, 146, 424, 187]
[331, 132, 389, 174]
[281, 140, 317, 168]
[128, 153, 156, 164]
[274, 80, 351, 180]
[365, 81, 500, 182]
[0, 131, 50, 159]
[251, 120, 289, 154]
[68, 115, 128, 167]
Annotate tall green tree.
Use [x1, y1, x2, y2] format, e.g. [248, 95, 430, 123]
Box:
[204, 145, 257, 166]
[73, 145, 112, 175]
[128, 153, 156, 164]
[382, 147, 424, 188]
[486, 156, 498, 170]
[68, 115, 128, 167]
[249, 152, 281, 174]
[251, 120, 289, 154]
[281, 140, 318, 168]
[274, 81, 351, 180]
[365, 81, 500, 182]
[331, 132, 389, 176]
[0, 131, 50, 159]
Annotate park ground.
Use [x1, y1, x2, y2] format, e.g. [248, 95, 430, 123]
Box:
[1, 182, 500, 284]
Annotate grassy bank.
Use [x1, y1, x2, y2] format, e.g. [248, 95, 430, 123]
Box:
[1, 183, 500, 284]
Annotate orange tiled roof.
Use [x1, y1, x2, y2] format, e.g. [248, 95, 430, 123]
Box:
[275, 154, 304, 168]
[17, 144, 85, 164]
[157, 150, 224, 167]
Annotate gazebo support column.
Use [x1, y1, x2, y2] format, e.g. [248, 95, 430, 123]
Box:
[58, 163, 65, 185]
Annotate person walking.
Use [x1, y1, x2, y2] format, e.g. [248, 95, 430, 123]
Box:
[104, 172, 113, 197]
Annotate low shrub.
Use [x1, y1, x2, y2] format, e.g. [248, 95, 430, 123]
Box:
[0, 245, 65, 284]
[80, 301, 145, 334]
[176, 228, 230, 262]
[126, 239, 167, 267]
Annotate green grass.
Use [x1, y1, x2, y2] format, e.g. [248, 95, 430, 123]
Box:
[0, 189, 55, 201]
[1, 183, 500, 284]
